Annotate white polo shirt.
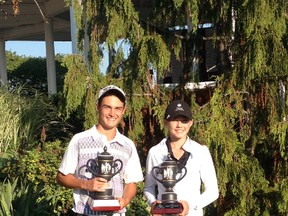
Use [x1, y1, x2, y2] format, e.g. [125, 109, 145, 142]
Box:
[58, 125, 144, 216]
[144, 137, 219, 216]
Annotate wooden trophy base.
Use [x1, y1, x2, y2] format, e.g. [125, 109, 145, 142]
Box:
[152, 202, 183, 214]
[89, 199, 121, 212]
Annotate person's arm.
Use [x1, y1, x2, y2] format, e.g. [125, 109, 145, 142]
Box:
[144, 148, 164, 216]
[116, 182, 137, 209]
[144, 145, 164, 209]
[143, 148, 159, 206]
[116, 138, 144, 209]
[196, 146, 219, 209]
[56, 171, 109, 192]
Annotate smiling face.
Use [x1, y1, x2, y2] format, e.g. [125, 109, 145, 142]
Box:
[97, 95, 126, 132]
[165, 115, 193, 142]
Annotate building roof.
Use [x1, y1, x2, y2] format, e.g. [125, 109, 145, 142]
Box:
[0, 0, 71, 41]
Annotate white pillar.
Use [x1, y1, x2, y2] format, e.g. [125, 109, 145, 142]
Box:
[70, 2, 78, 54]
[82, 2, 91, 72]
[84, 27, 90, 68]
[279, 82, 286, 121]
[0, 39, 7, 86]
[45, 17, 57, 96]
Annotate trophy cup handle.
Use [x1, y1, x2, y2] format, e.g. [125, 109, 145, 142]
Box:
[111, 159, 123, 177]
[175, 167, 187, 183]
[86, 158, 99, 176]
[151, 166, 163, 183]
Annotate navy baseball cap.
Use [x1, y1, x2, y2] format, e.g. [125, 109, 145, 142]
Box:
[165, 100, 192, 120]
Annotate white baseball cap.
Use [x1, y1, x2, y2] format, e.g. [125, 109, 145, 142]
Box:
[98, 85, 126, 103]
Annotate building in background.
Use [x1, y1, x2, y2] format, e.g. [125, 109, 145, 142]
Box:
[0, 0, 219, 97]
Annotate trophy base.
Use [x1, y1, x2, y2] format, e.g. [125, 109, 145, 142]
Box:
[89, 199, 121, 212]
[90, 188, 114, 200]
[152, 202, 183, 214]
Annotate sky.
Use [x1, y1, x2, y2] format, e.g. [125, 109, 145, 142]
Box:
[5, 40, 109, 72]
[6, 41, 72, 57]
[5, 40, 158, 81]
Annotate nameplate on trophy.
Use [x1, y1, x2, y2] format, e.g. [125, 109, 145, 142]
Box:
[152, 202, 183, 214]
[89, 199, 121, 211]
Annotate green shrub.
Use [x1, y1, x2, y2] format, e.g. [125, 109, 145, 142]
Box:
[0, 140, 73, 215]
[126, 182, 149, 216]
[0, 178, 50, 216]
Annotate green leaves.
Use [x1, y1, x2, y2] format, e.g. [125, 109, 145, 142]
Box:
[0, 178, 52, 216]
[0, 140, 73, 215]
[63, 54, 90, 117]
[0, 179, 15, 216]
[138, 35, 170, 77]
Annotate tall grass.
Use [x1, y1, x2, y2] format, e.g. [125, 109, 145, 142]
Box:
[0, 88, 22, 154]
[0, 86, 72, 155]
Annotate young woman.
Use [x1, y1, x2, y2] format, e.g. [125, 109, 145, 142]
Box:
[144, 100, 219, 216]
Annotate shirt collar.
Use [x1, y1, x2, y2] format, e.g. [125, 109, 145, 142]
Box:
[110, 129, 124, 146]
[165, 137, 191, 170]
[182, 136, 199, 152]
[91, 125, 124, 147]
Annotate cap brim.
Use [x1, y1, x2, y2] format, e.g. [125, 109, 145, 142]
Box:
[98, 89, 126, 103]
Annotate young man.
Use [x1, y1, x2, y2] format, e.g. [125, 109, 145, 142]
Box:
[144, 100, 219, 216]
[56, 85, 143, 216]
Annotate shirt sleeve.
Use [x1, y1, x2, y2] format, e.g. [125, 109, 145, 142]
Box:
[123, 143, 144, 183]
[143, 147, 158, 206]
[58, 135, 79, 175]
[195, 145, 219, 209]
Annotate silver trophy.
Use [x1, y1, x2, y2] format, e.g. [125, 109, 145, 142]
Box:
[86, 146, 123, 200]
[151, 154, 187, 214]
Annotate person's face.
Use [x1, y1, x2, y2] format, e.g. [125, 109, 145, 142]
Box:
[97, 95, 126, 130]
[165, 116, 193, 141]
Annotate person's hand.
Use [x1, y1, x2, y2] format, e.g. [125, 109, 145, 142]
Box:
[178, 200, 189, 216]
[115, 197, 129, 209]
[150, 200, 162, 216]
[84, 177, 109, 192]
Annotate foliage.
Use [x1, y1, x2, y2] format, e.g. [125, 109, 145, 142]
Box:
[5, 51, 27, 72]
[0, 87, 22, 153]
[126, 182, 149, 215]
[0, 86, 72, 154]
[6, 51, 68, 94]
[0, 140, 73, 215]
[0, 178, 51, 216]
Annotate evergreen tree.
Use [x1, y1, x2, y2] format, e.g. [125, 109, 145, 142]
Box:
[62, 0, 288, 215]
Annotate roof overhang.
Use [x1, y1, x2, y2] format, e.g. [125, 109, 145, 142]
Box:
[0, 0, 71, 41]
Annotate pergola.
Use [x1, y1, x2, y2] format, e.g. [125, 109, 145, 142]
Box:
[0, 0, 76, 95]
[0, 0, 153, 95]
[1, 0, 207, 95]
